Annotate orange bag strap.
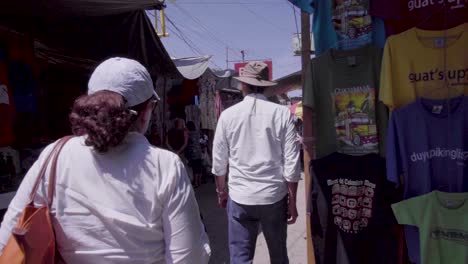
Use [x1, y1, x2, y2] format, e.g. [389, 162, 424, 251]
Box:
[29, 136, 74, 206]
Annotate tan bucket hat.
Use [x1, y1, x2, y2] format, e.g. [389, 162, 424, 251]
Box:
[234, 61, 277, 87]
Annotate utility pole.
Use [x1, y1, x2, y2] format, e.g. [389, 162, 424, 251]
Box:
[241, 50, 245, 62]
[301, 10, 315, 264]
[226, 47, 229, 69]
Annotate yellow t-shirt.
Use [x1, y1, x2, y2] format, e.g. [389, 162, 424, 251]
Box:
[380, 23, 468, 110]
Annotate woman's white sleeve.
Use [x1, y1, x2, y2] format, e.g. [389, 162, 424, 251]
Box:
[162, 158, 211, 264]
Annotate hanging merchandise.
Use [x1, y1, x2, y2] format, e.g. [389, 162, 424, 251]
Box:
[185, 105, 201, 130]
[392, 191, 468, 264]
[310, 0, 386, 55]
[371, 0, 468, 36]
[379, 23, 468, 110]
[386, 96, 468, 263]
[310, 153, 398, 264]
[303, 45, 388, 158]
[198, 73, 217, 130]
[288, 0, 313, 13]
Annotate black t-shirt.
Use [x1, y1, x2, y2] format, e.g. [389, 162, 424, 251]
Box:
[310, 153, 398, 264]
[371, 0, 467, 36]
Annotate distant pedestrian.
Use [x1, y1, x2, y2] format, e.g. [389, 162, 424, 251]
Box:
[186, 121, 203, 187]
[212, 61, 301, 264]
[0, 58, 210, 264]
[166, 118, 189, 157]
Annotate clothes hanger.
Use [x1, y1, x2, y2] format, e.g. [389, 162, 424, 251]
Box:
[414, 3, 466, 100]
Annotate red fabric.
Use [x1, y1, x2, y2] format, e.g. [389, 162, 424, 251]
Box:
[167, 79, 199, 106]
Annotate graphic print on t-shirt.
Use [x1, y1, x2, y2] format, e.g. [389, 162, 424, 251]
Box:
[332, 0, 372, 49]
[431, 228, 468, 246]
[408, 67, 468, 88]
[329, 178, 376, 234]
[407, 0, 466, 13]
[333, 85, 378, 155]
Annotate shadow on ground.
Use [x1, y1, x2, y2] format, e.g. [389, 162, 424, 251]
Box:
[195, 182, 230, 264]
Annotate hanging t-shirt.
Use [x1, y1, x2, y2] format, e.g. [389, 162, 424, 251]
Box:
[371, 0, 468, 36]
[392, 191, 468, 264]
[379, 23, 468, 110]
[311, 0, 386, 56]
[386, 96, 468, 263]
[310, 153, 398, 264]
[303, 45, 388, 158]
[288, 0, 313, 13]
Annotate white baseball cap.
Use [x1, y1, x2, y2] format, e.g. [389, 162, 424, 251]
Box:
[88, 57, 160, 107]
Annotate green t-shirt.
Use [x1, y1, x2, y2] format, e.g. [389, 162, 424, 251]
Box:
[303, 45, 388, 158]
[392, 191, 468, 264]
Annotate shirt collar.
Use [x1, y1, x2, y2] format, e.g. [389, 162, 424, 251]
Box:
[244, 93, 268, 101]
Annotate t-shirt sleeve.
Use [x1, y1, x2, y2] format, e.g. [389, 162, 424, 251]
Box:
[302, 60, 315, 109]
[282, 112, 301, 182]
[391, 195, 425, 226]
[379, 39, 395, 110]
[386, 111, 403, 186]
[211, 114, 229, 176]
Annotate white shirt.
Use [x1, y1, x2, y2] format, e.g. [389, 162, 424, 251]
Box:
[212, 94, 301, 205]
[0, 133, 210, 264]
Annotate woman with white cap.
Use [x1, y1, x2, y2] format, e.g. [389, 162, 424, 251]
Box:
[0, 58, 211, 264]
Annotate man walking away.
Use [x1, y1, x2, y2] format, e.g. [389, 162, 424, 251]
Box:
[212, 61, 301, 264]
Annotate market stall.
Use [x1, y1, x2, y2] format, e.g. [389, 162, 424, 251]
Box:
[0, 0, 180, 218]
[290, 0, 468, 263]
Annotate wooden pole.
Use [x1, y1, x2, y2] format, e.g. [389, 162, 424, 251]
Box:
[300, 10, 315, 264]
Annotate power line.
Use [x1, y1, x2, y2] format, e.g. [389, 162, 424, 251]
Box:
[153, 12, 228, 69]
[290, 2, 300, 36]
[235, 0, 291, 33]
[171, 2, 244, 60]
[177, 1, 281, 4]
[164, 14, 205, 56]
[149, 12, 202, 55]
[170, 1, 281, 62]
[165, 13, 238, 64]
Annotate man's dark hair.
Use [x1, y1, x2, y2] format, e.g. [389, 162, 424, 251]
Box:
[186, 121, 197, 131]
[246, 84, 265, 94]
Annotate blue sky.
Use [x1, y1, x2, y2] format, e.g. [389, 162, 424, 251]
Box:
[150, 0, 303, 81]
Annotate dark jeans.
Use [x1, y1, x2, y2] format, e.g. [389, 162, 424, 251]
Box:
[227, 196, 289, 264]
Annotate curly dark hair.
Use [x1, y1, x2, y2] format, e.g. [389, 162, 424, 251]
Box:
[69, 90, 142, 153]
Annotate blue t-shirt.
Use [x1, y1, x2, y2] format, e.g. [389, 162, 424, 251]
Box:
[311, 0, 386, 56]
[288, 0, 313, 13]
[386, 96, 468, 264]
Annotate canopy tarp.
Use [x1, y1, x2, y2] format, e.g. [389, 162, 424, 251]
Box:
[0, 0, 180, 77]
[1, 0, 165, 17]
[173, 56, 212, 80]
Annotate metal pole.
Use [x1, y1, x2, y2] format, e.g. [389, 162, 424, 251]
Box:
[300, 10, 315, 264]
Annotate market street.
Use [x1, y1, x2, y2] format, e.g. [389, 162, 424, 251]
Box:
[195, 174, 307, 264]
